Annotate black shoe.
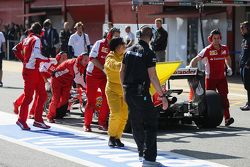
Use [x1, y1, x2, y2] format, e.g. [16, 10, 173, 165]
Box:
[240, 103, 250, 111]
[115, 138, 124, 147]
[0, 82, 3, 87]
[108, 137, 117, 147]
[225, 117, 234, 127]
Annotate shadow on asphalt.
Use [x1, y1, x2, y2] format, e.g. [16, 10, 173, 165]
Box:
[171, 149, 240, 160]
[1, 86, 23, 90]
[227, 75, 243, 85]
[48, 111, 250, 144]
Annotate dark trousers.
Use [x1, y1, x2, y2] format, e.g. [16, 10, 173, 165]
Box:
[0, 52, 4, 70]
[125, 89, 158, 162]
[43, 47, 56, 58]
[240, 67, 250, 103]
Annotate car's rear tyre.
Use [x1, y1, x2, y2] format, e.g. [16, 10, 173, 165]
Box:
[195, 90, 223, 128]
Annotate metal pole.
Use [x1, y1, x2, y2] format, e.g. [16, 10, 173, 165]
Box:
[136, 6, 139, 30]
[198, 3, 205, 48]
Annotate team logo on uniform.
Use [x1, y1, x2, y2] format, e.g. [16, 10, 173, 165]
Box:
[101, 47, 109, 53]
[209, 50, 218, 56]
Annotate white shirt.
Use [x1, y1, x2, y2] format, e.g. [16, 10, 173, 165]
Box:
[125, 32, 135, 44]
[68, 32, 90, 57]
[0, 32, 6, 53]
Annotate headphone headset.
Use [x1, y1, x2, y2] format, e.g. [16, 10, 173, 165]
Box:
[208, 29, 222, 43]
[136, 25, 153, 40]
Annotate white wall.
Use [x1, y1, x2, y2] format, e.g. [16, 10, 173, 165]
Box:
[165, 17, 187, 67]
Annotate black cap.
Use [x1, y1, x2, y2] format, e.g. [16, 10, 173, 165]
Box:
[109, 37, 125, 51]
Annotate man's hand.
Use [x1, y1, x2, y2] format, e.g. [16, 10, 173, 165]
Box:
[161, 96, 169, 110]
[226, 67, 233, 76]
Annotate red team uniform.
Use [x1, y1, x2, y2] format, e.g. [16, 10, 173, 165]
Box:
[47, 55, 87, 122]
[85, 38, 110, 131]
[198, 44, 231, 122]
[14, 26, 51, 130]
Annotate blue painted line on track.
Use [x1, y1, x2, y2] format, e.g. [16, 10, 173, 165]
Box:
[0, 112, 228, 167]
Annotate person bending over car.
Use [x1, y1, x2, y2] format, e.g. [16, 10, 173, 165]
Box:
[47, 53, 89, 123]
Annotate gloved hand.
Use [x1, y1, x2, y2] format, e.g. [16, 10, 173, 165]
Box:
[227, 68, 233, 76]
[49, 58, 58, 65]
[45, 82, 51, 92]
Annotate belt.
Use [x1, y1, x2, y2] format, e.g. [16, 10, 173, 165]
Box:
[123, 84, 143, 89]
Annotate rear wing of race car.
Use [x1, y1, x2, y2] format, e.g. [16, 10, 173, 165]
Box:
[170, 68, 204, 80]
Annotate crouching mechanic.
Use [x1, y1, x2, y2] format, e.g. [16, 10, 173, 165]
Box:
[15, 22, 53, 130]
[187, 29, 234, 126]
[47, 53, 89, 123]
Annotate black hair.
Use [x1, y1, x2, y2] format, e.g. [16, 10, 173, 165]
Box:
[140, 26, 153, 39]
[210, 29, 221, 36]
[110, 27, 120, 36]
[30, 22, 42, 35]
[109, 37, 125, 51]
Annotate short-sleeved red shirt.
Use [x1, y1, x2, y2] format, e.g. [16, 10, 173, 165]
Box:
[198, 44, 229, 79]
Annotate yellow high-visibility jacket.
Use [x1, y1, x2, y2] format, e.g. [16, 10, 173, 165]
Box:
[104, 51, 124, 96]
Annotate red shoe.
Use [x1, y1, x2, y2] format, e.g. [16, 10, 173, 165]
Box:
[16, 120, 30, 130]
[84, 125, 92, 132]
[13, 102, 19, 115]
[33, 121, 51, 129]
[98, 125, 108, 131]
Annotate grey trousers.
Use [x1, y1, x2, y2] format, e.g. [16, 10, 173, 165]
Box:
[155, 50, 166, 62]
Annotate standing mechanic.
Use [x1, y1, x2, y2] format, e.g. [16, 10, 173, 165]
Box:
[46, 53, 88, 123]
[120, 25, 168, 166]
[239, 21, 250, 111]
[84, 28, 121, 132]
[12, 51, 66, 118]
[15, 22, 52, 130]
[187, 29, 234, 126]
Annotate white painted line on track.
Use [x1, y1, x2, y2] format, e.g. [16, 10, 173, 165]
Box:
[0, 111, 228, 167]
